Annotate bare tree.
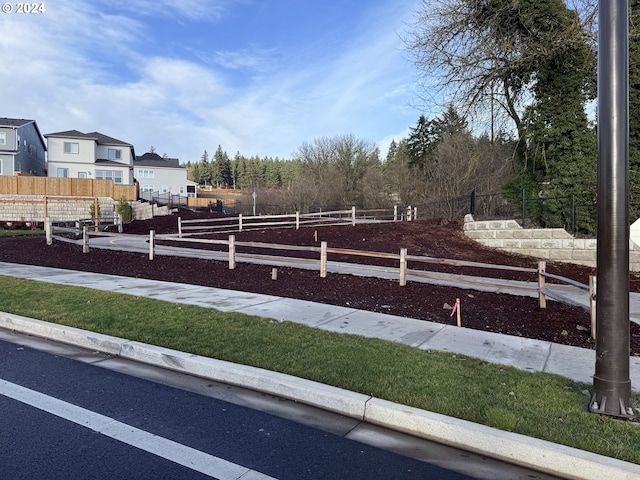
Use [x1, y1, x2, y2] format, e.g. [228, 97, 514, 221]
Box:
[404, 0, 595, 139]
[295, 134, 379, 207]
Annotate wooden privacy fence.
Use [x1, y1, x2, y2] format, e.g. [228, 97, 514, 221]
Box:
[0, 176, 137, 200]
[176, 207, 418, 237]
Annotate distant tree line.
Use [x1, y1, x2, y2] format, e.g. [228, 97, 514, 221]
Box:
[183, 145, 302, 190]
[183, 113, 513, 215]
[182, 1, 640, 233]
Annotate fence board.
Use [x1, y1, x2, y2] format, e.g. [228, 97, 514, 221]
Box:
[0, 176, 136, 200]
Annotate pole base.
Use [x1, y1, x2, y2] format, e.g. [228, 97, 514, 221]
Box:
[589, 376, 638, 420]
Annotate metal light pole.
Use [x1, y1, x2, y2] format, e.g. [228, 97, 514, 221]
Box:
[590, 0, 636, 419]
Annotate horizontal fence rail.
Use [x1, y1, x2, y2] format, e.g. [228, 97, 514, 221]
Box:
[175, 207, 419, 237]
[47, 220, 595, 335]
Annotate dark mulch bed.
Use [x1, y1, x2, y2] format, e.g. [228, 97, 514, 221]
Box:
[2, 212, 640, 355]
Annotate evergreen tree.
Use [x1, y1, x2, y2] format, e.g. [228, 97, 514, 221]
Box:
[516, 3, 597, 232]
[210, 146, 223, 187]
[199, 150, 211, 186]
[406, 115, 439, 175]
[385, 139, 398, 164]
[406, 106, 471, 179]
[264, 159, 282, 187]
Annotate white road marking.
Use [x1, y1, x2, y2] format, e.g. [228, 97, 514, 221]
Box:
[0, 379, 277, 480]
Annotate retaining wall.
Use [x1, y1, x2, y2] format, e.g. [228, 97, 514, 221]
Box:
[463, 214, 640, 271]
[0, 195, 171, 223]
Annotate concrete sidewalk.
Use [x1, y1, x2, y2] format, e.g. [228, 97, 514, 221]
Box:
[79, 232, 640, 324]
[1, 261, 640, 479]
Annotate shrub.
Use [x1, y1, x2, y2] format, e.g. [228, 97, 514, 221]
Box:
[117, 196, 133, 223]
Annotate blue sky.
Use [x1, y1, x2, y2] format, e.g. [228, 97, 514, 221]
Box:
[0, 0, 424, 162]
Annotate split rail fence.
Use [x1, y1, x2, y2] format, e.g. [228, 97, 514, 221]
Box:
[47, 215, 596, 338]
[176, 206, 419, 237]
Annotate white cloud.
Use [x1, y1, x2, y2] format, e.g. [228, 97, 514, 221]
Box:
[1, 0, 420, 162]
[93, 0, 238, 22]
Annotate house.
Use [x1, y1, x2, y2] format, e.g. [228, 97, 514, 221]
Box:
[45, 130, 135, 185]
[0, 118, 46, 176]
[134, 151, 197, 201]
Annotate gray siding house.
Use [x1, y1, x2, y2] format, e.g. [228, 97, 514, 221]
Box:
[0, 118, 46, 176]
[134, 152, 197, 201]
[45, 130, 135, 185]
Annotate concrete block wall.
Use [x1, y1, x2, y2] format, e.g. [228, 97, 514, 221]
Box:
[463, 214, 640, 271]
[0, 195, 115, 223]
[131, 202, 170, 221]
[0, 196, 172, 224]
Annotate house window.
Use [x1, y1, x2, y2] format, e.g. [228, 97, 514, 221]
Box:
[162, 185, 169, 193]
[64, 142, 79, 154]
[78, 172, 87, 179]
[0, 132, 5, 145]
[96, 169, 123, 184]
[137, 169, 154, 179]
[142, 184, 155, 192]
[108, 149, 122, 160]
[179, 186, 185, 194]
[57, 168, 69, 178]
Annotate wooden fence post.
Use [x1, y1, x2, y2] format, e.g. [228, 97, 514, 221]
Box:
[149, 230, 155, 260]
[45, 217, 52, 246]
[93, 198, 99, 229]
[238, 214, 243, 232]
[538, 261, 546, 309]
[82, 226, 89, 253]
[229, 235, 236, 269]
[296, 211, 300, 230]
[394, 205, 398, 221]
[413, 207, 418, 220]
[320, 241, 328, 278]
[178, 217, 182, 238]
[117, 214, 123, 233]
[352, 206, 356, 226]
[399, 248, 407, 286]
[590, 275, 597, 339]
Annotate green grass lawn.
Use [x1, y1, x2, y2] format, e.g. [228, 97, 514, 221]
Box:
[0, 275, 639, 464]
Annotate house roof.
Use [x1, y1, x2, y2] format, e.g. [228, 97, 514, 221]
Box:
[45, 130, 133, 147]
[0, 117, 47, 150]
[135, 152, 181, 168]
[0, 117, 35, 128]
[96, 159, 132, 168]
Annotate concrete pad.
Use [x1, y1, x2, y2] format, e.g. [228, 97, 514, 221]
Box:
[421, 326, 550, 372]
[318, 310, 445, 348]
[123, 284, 282, 312]
[544, 343, 595, 385]
[363, 397, 640, 480]
[234, 298, 356, 326]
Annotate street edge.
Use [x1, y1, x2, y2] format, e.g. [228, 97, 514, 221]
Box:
[0, 311, 639, 480]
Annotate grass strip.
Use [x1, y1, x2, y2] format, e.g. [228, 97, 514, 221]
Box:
[0, 275, 639, 463]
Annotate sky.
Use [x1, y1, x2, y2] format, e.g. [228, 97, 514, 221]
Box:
[0, 0, 424, 163]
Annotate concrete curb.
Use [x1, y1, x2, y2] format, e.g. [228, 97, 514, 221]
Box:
[1, 311, 640, 480]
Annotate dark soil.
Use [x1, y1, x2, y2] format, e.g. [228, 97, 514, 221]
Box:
[2, 210, 640, 355]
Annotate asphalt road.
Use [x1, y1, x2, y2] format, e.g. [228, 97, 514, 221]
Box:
[0, 337, 479, 480]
